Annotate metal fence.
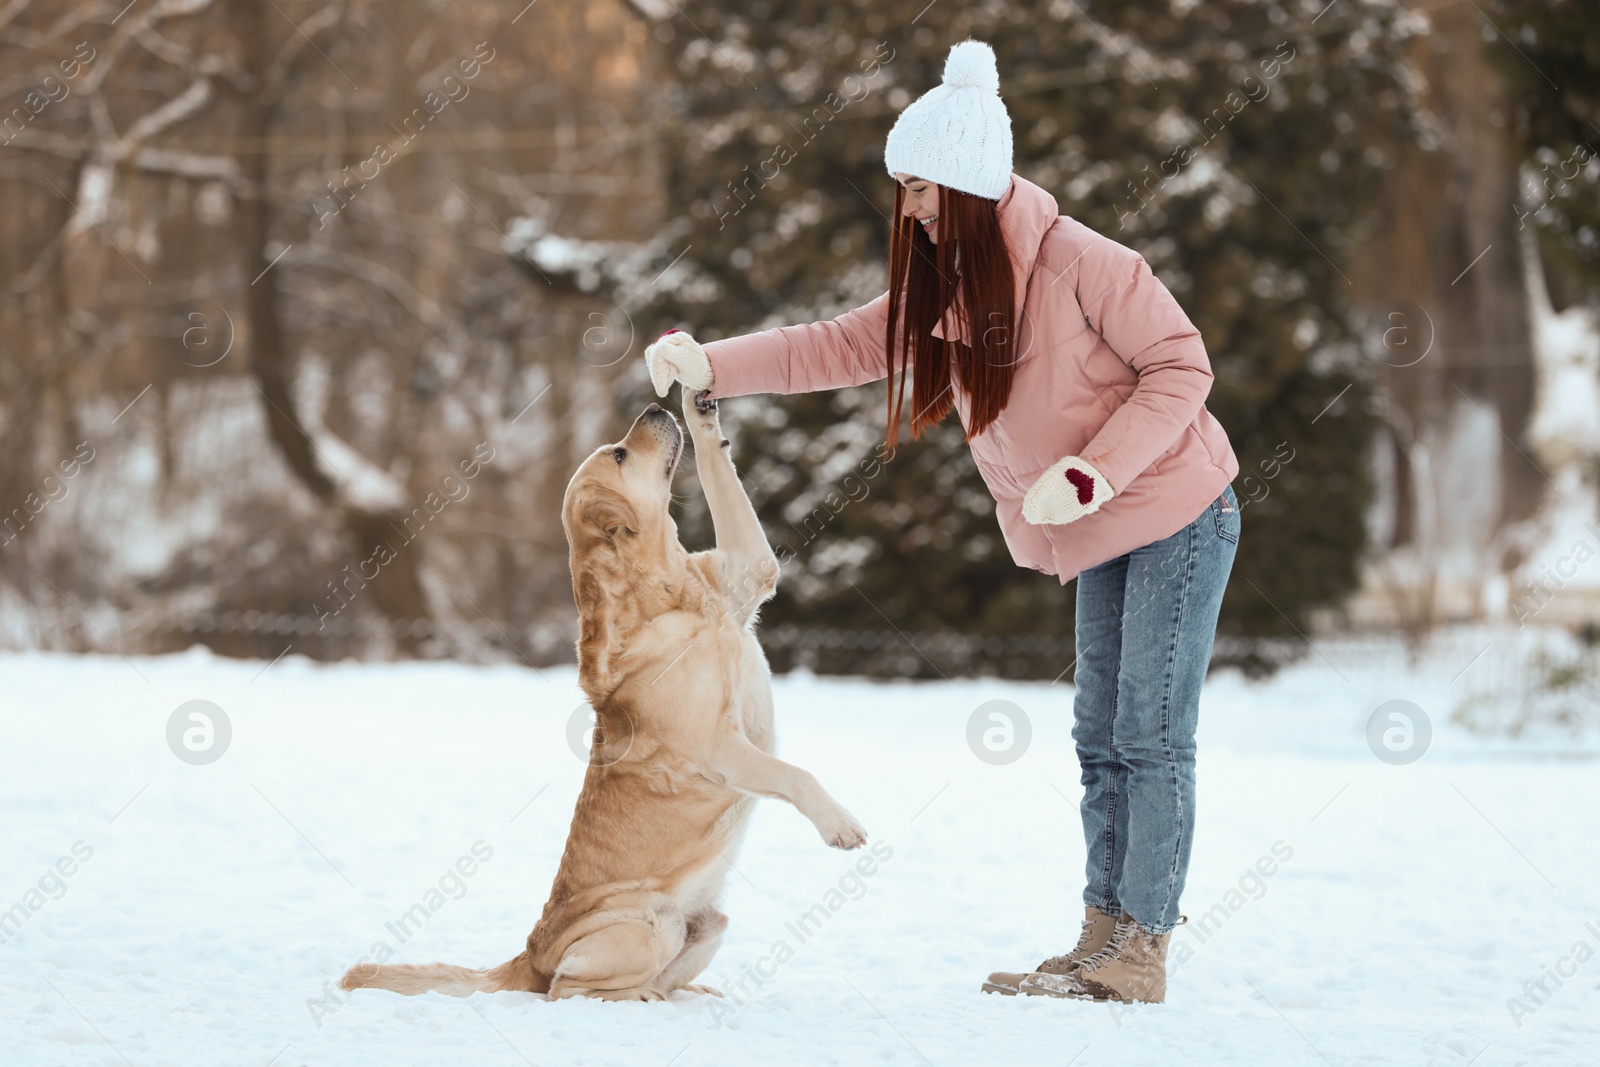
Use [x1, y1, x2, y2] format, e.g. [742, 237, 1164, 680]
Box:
[7, 611, 1600, 716]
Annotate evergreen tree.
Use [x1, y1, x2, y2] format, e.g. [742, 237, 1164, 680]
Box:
[1486, 0, 1600, 295]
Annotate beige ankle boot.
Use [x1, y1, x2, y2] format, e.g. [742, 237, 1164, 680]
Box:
[981, 906, 1119, 996]
[1019, 912, 1178, 1003]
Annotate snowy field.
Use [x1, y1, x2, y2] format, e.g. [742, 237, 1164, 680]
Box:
[1, 640, 1597, 1067]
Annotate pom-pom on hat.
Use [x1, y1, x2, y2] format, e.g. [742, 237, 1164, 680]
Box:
[883, 39, 1014, 200]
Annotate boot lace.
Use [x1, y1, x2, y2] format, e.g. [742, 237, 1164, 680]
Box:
[1040, 913, 1102, 971]
[1075, 918, 1138, 975]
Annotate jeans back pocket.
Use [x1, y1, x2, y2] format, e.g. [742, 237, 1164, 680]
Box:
[1214, 483, 1240, 544]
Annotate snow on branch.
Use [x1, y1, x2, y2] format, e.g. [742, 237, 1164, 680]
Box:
[622, 0, 674, 21]
[308, 425, 410, 513]
[503, 216, 719, 309]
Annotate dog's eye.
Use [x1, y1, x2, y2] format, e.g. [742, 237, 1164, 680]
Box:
[612, 447, 627, 465]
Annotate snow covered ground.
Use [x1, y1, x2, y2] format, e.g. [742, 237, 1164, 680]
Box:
[1, 640, 1597, 1066]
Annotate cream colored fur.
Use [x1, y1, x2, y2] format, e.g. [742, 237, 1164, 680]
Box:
[340, 392, 866, 1002]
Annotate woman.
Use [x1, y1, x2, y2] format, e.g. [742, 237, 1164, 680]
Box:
[644, 39, 1240, 1005]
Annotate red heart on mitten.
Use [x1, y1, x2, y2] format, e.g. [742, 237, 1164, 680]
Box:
[657, 328, 683, 340]
[1065, 467, 1096, 505]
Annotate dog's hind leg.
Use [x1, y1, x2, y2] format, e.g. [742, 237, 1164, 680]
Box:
[547, 895, 688, 1001]
[655, 932, 725, 996]
[653, 906, 728, 995]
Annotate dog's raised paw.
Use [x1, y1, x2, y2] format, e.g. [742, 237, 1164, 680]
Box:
[821, 813, 868, 851]
[683, 390, 721, 440]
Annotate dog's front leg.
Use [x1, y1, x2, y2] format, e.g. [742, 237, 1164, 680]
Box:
[683, 390, 779, 625]
[702, 733, 867, 850]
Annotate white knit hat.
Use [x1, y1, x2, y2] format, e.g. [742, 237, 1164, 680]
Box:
[883, 40, 1014, 200]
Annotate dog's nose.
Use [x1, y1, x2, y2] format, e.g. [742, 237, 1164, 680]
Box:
[645, 403, 661, 415]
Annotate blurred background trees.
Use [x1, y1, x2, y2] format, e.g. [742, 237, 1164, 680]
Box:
[1, 0, 1596, 677]
[0, 0, 673, 663]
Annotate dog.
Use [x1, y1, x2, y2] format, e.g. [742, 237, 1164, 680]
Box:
[340, 391, 867, 1001]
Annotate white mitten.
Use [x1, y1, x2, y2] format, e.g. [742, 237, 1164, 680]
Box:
[644, 329, 715, 398]
[1022, 455, 1115, 525]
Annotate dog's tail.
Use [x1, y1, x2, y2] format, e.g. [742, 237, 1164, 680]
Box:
[340, 950, 543, 997]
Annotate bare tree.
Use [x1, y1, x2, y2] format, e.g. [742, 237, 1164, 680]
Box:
[0, 0, 669, 660]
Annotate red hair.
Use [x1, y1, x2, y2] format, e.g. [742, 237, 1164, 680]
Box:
[884, 182, 1018, 450]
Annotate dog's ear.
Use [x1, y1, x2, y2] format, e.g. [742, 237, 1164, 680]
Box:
[574, 569, 604, 613]
[579, 490, 638, 543]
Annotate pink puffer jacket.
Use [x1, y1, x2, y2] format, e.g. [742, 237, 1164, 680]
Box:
[703, 173, 1239, 584]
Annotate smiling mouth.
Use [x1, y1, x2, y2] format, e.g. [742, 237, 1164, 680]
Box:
[918, 215, 938, 232]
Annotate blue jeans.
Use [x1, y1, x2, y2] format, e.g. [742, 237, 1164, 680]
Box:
[1071, 482, 1240, 934]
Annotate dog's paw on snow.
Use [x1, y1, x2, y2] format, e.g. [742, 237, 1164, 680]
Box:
[820, 812, 868, 851]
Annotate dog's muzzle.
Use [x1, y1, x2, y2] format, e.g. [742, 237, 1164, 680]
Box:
[642, 403, 682, 477]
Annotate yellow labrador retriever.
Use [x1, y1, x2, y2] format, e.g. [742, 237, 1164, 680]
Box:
[341, 391, 867, 1001]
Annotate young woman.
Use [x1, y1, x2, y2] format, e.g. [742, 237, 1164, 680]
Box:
[643, 39, 1240, 1004]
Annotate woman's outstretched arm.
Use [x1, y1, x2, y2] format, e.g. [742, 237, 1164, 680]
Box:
[702, 291, 892, 399]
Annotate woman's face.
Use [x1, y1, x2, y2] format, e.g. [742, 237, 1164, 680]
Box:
[894, 173, 941, 244]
